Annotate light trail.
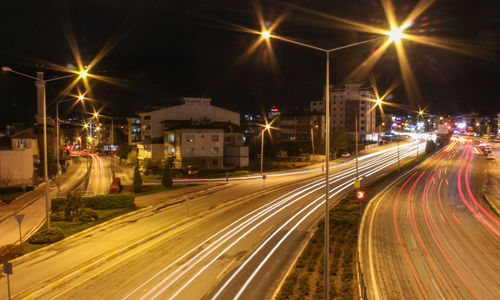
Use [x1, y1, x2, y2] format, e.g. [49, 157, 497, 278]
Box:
[131, 144, 421, 299]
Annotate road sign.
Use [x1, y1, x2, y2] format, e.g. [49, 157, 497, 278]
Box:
[13, 214, 24, 224]
[354, 179, 360, 189]
[357, 190, 365, 200]
[3, 262, 12, 274]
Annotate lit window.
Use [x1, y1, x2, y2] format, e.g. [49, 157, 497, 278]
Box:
[212, 135, 219, 142]
[169, 134, 175, 142]
[211, 146, 219, 154]
[185, 147, 194, 153]
[186, 135, 194, 142]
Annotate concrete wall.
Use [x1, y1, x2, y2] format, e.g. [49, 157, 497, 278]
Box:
[0, 148, 33, 187]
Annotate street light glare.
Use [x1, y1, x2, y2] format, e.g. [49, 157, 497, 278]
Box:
[261, 31, 271, 39]
[79, 69, 88, 78]
[387, 25, 404, 44]
[78, 95, 84, 101]
[93, 112, 99, 118]
[376, 98, 383, 105]
[1, 66, 12, 72]
[265, 124, 271, 130]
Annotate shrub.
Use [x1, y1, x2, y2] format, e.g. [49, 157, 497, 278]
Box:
[161, 160, 173, 188]
[425, 140, 437, 153]
[133, 166, 142, 193]
[64, 192, 85, 221]
[29, 227, 65, 244]
[52, 193, 135, 210]
[144, 158, 152, 175]
[0, 186, 34, 194]
[0, 244, 23, 262]
[50, 211, 65, 221]
[79, 208, 99, 222]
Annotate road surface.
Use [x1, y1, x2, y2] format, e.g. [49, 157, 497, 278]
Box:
[360, 138, 500, 299]
[0, 141, 427, 300]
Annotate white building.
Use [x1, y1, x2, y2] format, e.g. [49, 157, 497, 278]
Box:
[128, 97, 246, 165]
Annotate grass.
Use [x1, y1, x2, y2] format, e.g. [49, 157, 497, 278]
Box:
[20, 207, 137, 255]
[0, 192, 24, 204]
[276, 152, 431, 300]
[143, 174, 162, 180]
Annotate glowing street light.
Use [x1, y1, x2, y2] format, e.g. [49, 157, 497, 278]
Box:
[260, 120, 276, 176]
[387, 25, 405, 44]
[261, 30, 271, 39]
[79, 69, 88, 78]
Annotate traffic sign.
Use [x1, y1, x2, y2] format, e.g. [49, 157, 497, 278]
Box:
[357, 190, 365, 200]
[3, 262, 12, 274]
[13, 214, 24, 224]
[354, 179, 360, 189]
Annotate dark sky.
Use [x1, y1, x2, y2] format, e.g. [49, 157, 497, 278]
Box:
[1, 0, 499, 127]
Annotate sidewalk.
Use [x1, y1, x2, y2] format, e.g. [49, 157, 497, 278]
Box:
[0, 157, 88, 246]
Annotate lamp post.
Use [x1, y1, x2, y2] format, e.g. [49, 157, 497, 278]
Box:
[417, 110, 424, 158]
[260, 124, 271, 176]
[56, 95, 85, 193]
[260, 32, 382, 299]
[2, 66, 88, 230]
[92, 112, 115, 178]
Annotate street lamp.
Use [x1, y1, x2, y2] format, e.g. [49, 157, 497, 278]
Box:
[2, 66, 88, 230]
[55, 95, 86, 193]
[416, 110, 424, 158]
[261, 31, 382, 299]
[260, 123, 272, 176]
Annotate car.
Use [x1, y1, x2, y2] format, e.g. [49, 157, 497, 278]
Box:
[486, 153, 496, 160]
[341, 152, 351, 158]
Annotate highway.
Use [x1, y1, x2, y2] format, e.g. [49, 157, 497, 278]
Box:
[360, 138, 500, 299]
[84, 153, 113, 195]
[0, 141, 427, 300]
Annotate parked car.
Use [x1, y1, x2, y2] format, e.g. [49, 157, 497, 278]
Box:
[486, 153, 496, 160]
[341, 152, 351, 158]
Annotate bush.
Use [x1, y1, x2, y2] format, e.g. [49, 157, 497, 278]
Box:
[84, 193, 135, 209]
[425, 140, 437, 153]
[161, 160, 173, 188]
[0, 244, 23, 262]
[64, 192, 85, 221]
[29, 227, 65, 244]
[0, 185, 34, 194]
[52, 193, 135, 211]
[50, 211, 65, 221]
[144, 158, 152, 175]
[133, 166, 142, 193]
[79, 208, 99, 222]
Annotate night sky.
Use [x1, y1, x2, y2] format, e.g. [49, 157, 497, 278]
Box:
[1, 0, 499, 127]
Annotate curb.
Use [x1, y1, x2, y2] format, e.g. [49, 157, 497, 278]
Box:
[483, 193, 500, 217]
[271, 230, 315, 300]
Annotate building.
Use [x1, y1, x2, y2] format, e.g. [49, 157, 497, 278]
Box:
[278, 113, 325, 145]
[0, 131, 38, 187]
[127, 97, 247, 166]
[331, 83, 377, 141]
[310, 100, 324, 113]
[164, 128, 224, 170]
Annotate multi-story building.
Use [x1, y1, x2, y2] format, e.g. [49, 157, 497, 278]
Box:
[127, 97, 245, 165]
[331, 83, 377, 141]
[278, 113, 325, 146]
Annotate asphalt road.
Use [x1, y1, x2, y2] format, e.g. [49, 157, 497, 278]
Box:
[3, 141, 425, 300]
[85, 153, 113, 195]
[0, 156, 88, 247]
[360, 138, 500, 299]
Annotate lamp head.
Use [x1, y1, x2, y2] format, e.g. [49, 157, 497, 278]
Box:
[79, 69, 88, 78]
[376, 98, 383, 105]
[265, 124, 271, 130]
[93, 112, 99, 118]
[78, 95, 84, 101]
[388, 25, 404, 44]
[261, 31, 271, 39]
[1, 66, 12, 72]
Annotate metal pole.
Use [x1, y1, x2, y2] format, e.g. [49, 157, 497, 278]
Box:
[6, 272, 11, 300]
[111, 117, 115, 178]
[311, 127, 315, 156]
[355, 113, 359, 180]
[56, 102, 60, 193]
[36, 73, 51, 230]
[324, 51, 330, 300]
[18, 222, 22, 245]
[397, 128, 400, 171]
[260, 129, 264, 177]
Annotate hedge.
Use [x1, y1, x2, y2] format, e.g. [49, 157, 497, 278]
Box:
[0, 185, 34, 194]
[52, 193, 135, 211]
[29, 227, 65, 244]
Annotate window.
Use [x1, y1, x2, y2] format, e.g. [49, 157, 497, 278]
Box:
[143, 115, 151, 120]
[201, 135, 204, 138]
[132, 128, 141, 133]
[212, 159, 218, 166]
[211, 146, 219, 154]
[361, 107, 365, 111]
[144, 135, 151, 140]
[169, 147, 175, 154]
[169, 134, 175, 142]
[361, 126, 365, 130]
[185, 147, 194, 153]
[361, 101, 365, 104]
[361, 120, 365, 124]
[132, 119, 140, 125]
[186, 135, 194, 142]
[212, 135, 219, 142]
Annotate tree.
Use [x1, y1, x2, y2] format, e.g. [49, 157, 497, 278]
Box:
[330, 127, 349, 156]
[161, 159, 173, 188]
[36, 149, 58, 178]
[64, 192, 85, 221]
[425, 140, 437, 153]
[133, 166, 142, 193]
[144, 158, 152, 175]
[116, 143, 130, 161]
